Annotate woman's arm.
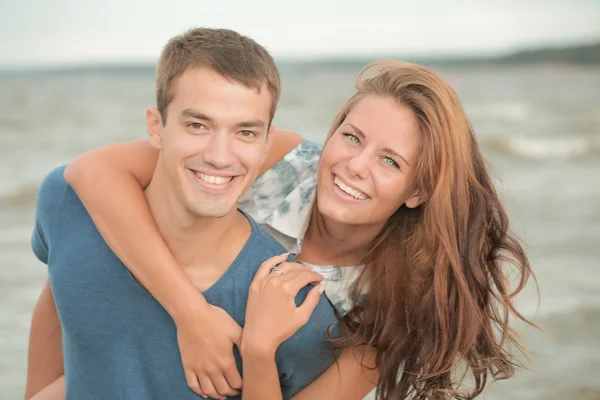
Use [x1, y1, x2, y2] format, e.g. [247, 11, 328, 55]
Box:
[242, 347, 377, 400]
[25, 279, 64, 400]
[63, 128, 303, 317]
[291, 347, 377, 400]
[241, 258, 378, 400]
[64, 140, 242, 398]
[64, 140, 195, 319]
[63, 128, 303, 318]
[29, 375, 65, 400]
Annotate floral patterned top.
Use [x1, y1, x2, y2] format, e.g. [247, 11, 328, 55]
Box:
[238, 139, 364, 316]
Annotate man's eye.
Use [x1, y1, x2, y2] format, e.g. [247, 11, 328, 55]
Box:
[189, 123, 205, 130]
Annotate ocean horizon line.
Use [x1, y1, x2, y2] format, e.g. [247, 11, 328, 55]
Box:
[2, 40, 599, 75]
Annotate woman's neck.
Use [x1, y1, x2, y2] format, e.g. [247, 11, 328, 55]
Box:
[300, 207, 384, 267]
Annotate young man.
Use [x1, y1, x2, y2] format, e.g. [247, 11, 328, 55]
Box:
[25, 28, 337, 400]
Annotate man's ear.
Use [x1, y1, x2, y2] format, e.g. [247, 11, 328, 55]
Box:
[405, 190, 425, 209]
[146, 107, 163, 150]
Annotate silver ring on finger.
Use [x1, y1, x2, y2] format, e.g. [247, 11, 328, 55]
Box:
[270, 266, 284, 276]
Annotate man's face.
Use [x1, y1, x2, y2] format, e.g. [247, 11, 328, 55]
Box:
[147, 66, 272, 219]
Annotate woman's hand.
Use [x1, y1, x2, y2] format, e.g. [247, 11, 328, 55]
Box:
[174, 303, 243, 399]
[242, 254, 326, 357]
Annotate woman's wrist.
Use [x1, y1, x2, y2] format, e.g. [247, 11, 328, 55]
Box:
[241, 332, 278, 361]
[163, 278, 210, 323]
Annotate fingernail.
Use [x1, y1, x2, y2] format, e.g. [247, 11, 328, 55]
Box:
[319, 281, 326, 294]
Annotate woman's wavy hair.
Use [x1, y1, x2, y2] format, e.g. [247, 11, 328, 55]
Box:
[321, 61, 538, 399]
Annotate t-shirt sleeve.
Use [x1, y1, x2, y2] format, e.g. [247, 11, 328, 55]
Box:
[239, 139, 322, 223]
[31, 165, 69, 264]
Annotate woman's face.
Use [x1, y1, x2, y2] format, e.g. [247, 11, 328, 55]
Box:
[317, 95, 423, 229]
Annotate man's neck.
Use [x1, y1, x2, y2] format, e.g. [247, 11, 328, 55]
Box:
[144, 172, 248, 269]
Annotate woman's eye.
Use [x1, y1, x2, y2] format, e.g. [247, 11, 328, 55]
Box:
[384, 157, 400, 168]
[343, 133, 360, 144]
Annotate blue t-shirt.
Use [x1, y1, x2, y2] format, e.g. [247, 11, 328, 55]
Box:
[31, 165, 338, 400]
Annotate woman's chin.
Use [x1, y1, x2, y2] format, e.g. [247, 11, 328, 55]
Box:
[318, 202, 360, 226]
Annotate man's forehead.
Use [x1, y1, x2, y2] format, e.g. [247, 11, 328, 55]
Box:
[165, 69, 272, 124]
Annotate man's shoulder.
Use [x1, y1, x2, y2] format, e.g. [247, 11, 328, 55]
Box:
[34, 165, 72, 227]
[37, 164, 69, 203]
[32, 165, 72, 262]
[36, 164, 89, 218]
[34, 164, 100, 239]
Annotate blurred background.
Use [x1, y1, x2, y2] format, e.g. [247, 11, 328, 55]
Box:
[1, 0, 599, 399]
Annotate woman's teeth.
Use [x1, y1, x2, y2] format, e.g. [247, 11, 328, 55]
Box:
[334, 176, 368, 200]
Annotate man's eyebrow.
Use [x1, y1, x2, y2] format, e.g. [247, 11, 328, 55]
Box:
[181, 109, 265, 129]
[237, 120, 265, 129]
[180, 109, 213, 121]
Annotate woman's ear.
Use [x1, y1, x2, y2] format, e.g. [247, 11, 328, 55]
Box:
[405, 190, 424, 209]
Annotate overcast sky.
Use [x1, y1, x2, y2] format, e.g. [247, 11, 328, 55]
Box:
[1, 0, 599, 68]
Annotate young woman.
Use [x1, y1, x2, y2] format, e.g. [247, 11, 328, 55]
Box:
[63, 61, 536, 399]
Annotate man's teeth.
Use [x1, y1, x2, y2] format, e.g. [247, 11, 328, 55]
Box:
[194, 171, 233, 185]
[333, 176, 368, 200]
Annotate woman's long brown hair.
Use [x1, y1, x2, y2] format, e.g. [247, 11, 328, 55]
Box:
[322, 61, 538, 399]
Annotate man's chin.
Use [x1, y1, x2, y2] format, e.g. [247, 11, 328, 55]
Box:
[188, 203, 235, 219]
